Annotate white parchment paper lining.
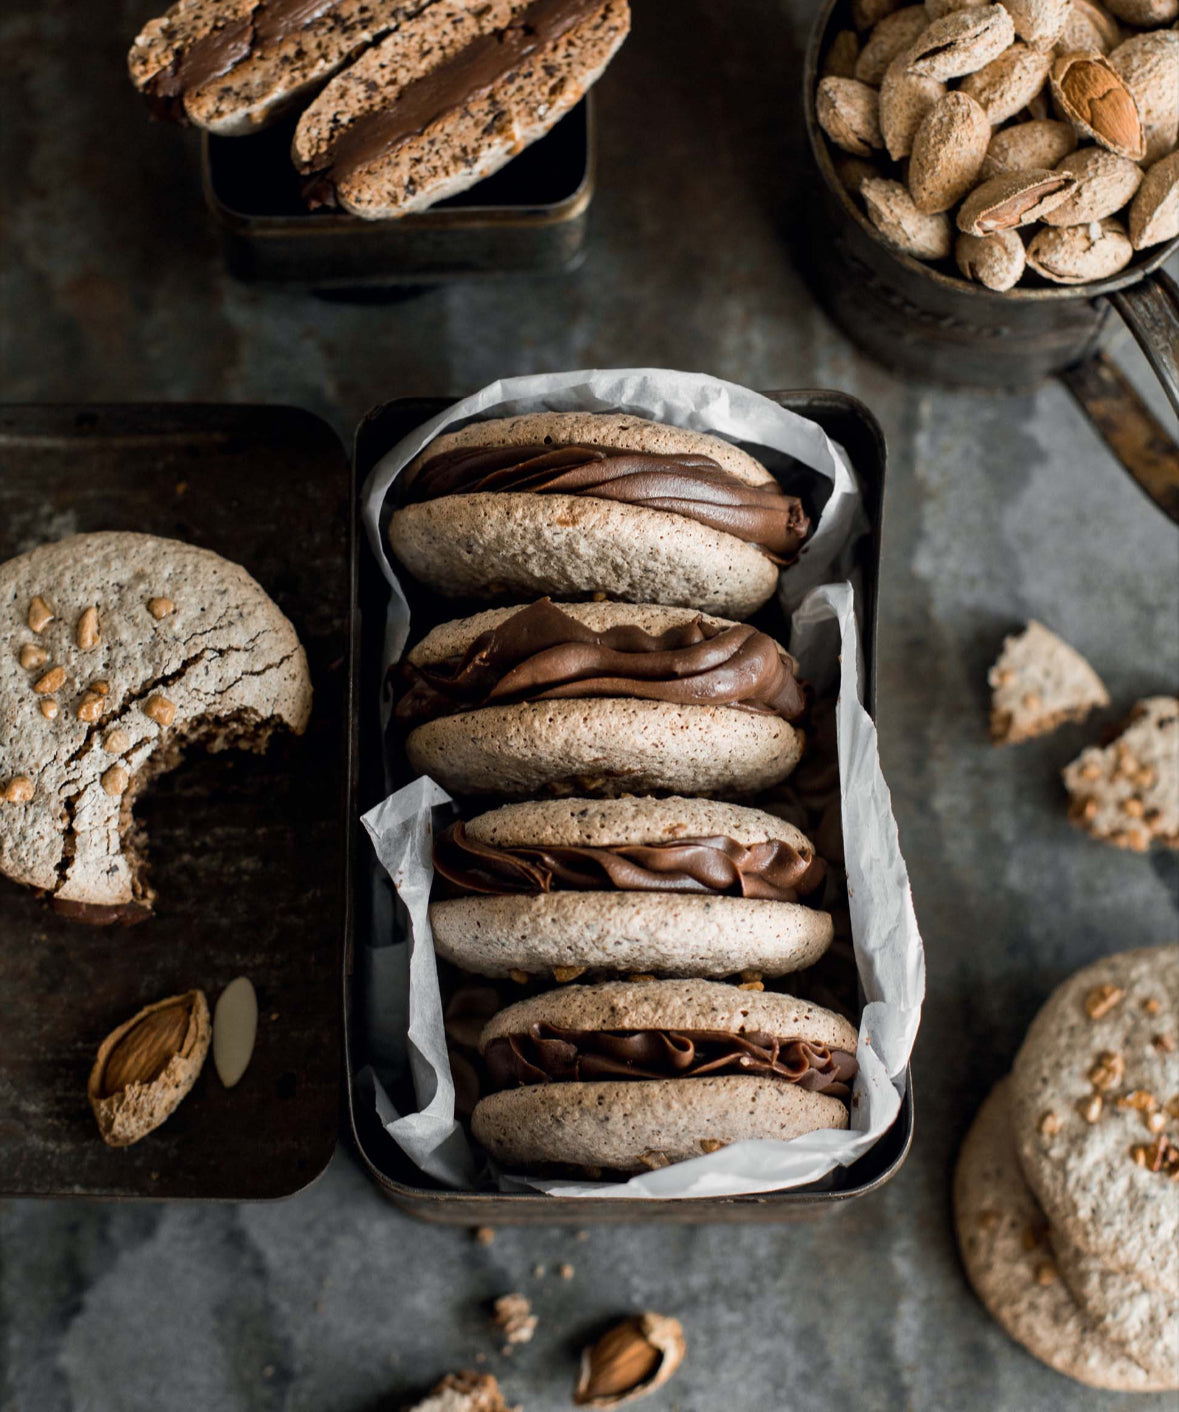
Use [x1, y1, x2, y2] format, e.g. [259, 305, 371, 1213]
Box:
[358, 368, 924, 1198]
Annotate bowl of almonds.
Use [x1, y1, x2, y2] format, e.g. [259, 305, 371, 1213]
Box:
[804, 0, 1178, 511]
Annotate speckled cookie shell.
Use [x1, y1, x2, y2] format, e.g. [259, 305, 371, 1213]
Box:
[1062, 697, 1179, 851]
[954, 1078, 1167, 1392]
[431, 892, 834, 978]
[1054, 1231, 1179, 1383]
[404, 604, 803, 799]
[472, 1074, 851, 1173]
[293, 0, 630, 217]
[0, 532, 312, 913]
[1010, 946, 1179, 1297]
[479, 977, 860, 1051]
[390, 412, 784, 618]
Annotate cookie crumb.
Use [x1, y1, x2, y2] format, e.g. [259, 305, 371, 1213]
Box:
[474, 1226, 495, 1247]
[492, 1293, 536, 1347]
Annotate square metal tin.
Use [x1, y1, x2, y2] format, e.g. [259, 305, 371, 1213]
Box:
[0, 404, 350, 1201]
[203, 99, 595, 288]
[344, 390, 913, 1223]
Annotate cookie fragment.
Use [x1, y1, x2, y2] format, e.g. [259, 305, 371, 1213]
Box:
[407, 1372, 519, 1412]
[988, 620, 1109, 745]
[1062, 697, 1178, 851]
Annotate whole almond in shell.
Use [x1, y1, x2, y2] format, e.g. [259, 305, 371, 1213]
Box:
[957, 166, 1079, 230]
[1054, 0, 1121, 58]
[907, 5, 1016, 79]
[817, 76, 885, 156]
[856, 6, 931, 85]
[1051, 51, 1145, 160]
[926, 0, 989, 16]
[910, 91, 993, 210]
[881, 50, 948, 156]
[998, 0, 1071, 46]
[1042, 145, 1143, 222]
[1128, 150, 1179, 248]
[1026, 216, 1134, 279]
[854, 0, 905, 28]
[862, 174, 955, 255]
[981, 118, 1078, 175]
[956, 228, 1029, 287]
[824, 30, 862, 80]
[1103, 0, 1178, 22]
[960, 42, 1053, 124]
[1109, 32, 1179, 163]
[88, 990, 211, 1147]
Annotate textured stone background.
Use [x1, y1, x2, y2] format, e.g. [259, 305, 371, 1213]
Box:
[2, 1, 1178, 1409]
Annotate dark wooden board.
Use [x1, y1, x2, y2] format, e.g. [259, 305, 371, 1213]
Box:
[0, 405, 349, 1199]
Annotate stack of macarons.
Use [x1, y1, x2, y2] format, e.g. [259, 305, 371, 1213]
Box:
[955, 945, 1178, 1392]
[389, 408, 862, 1177]
[127, 0, 632, 219]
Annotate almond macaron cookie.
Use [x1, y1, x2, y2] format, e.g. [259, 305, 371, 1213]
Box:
[294, 0, 631, 217]
[0, 532, 312, 923]
[430, 796, 833, 979]
[128, 0, 427, 133]
[395, 599, 807, 799]
[387, 411, 810, 618]
[471, 979, 859, 1174]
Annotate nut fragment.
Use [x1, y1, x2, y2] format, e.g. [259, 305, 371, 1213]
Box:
[3, 776, 35, 804]
[817, 76, 885, 156]
[1084, 982, 1125, 1019]
[1050, 52, 1146, 161]
[1079, 1092, 1104, 1123]
[574, 1313, 686, 1409]
[77, 690, 106, 724]
[956, 228, 1028, 289]
[147, 596, 175, 620]
[1089, 1049, 1125, 1089]
[27, 596, 53, 633]
[1129, 151, 1179, 250]
[76, 606, 100, 651]
[957, 168, 1077, 232]
[906, 5, 1016, 81]
[33, 666, 66, 695]
[101, 765, 130, 797]
[144, 694, 176, 727]
[39, 699, 59, 721]
[87, 990, 211, 1147]
[1039, 1109, 1063, 1135]
[863, 175, 955, 256]
[104, 727, 131, 754]
[1026, 216, 1134, 282]
[18, 643, 47, 670]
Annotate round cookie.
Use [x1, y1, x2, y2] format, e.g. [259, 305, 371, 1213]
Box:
[389, 411, 796, 618]
[1010, 946, 1179, 1297]
[401, 601, 804, 800]
[430, 796, 833, 978]
[954, 1078, 1169, 1392]
[0, 532, 312, 921]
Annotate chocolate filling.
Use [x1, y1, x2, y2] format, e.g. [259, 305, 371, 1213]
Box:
[405, 444, 810, 561]
[306, 0, 601, 197]
[434, 820, 826, 901]
[485, 1022, 858, 1094]
[395, 600, 806, 725]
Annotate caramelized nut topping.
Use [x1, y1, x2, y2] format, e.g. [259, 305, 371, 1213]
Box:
[77, 691, 106, 724]
[147, 596, 175, 620]
[104, 728, 131, 754]
[76, 606, 100, 650]
[39, 699, 58, 721]
[1039, 1110, 1063, 1136]
[1089, 1050, 1125, 1090]
[18, 643, 47, 670]
[1084, 984, 1124, 1020]
[1078, 1093, 1103, 1124]
[144, 695, 176, 727]
[553, 966, 587, 983]
[33, 666, 66, 695]
[27, 596, 53, 633]
[101, 765, 130, 797]
[1156, 1034, 1177, 1054]
[3, 777, 34, 804]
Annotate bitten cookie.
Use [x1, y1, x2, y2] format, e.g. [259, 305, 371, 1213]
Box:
[128, 0, 429, 134]
[294, 0, 631, 217]
[1062, 696, 1179, 851]
[1010, 946, 1179, 1298]
[0, 532, 312, 922]
[988, 620, 1109, 745]
[954, 1078, 1168, 1392]
[388, 411, 809, 618]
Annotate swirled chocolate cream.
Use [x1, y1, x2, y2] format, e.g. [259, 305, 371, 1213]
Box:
[389, 411, 810, 618]
[429, 796, 833, 979]
[396, 599, 807, 799]
[471, 979, 859, 1174]
[294, 0, 631, 217]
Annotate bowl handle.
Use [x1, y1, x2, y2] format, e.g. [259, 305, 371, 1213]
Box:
[1060, 270, 1179, 524]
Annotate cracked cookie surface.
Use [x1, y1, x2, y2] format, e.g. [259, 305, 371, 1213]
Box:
[0, 532, 312, 919]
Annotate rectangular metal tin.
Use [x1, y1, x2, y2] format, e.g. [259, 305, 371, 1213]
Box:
[344, 390, 913, 1223]
[203, 100, 594, 288]
[0, 404, 350, 1201]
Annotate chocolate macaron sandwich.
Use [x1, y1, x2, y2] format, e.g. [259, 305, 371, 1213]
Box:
[431, 796, 833, 980]
[471, 978, 859, 1173]
[394, 599, 807, 798]
[388, 412, 811, 617]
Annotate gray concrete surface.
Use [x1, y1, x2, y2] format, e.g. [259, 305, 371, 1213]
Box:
[2, 2, 1178, 1409]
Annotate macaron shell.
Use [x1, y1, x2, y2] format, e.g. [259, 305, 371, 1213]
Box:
[954, 1078, 1169, 1392]
[406, 699, 803, 800]
[472, 1074, 850, 1174]
[430, 892, 834, 978]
